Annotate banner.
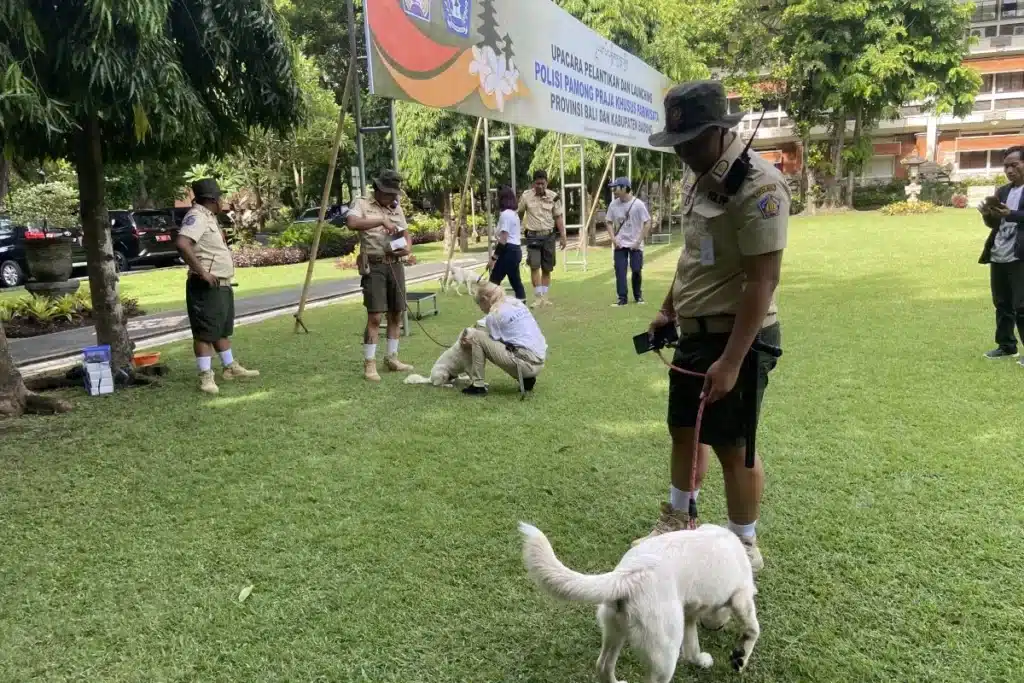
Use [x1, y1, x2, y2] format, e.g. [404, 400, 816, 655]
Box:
[363, 0, 675, 151]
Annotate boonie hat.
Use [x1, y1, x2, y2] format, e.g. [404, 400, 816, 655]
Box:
[649, 80, 744, 148]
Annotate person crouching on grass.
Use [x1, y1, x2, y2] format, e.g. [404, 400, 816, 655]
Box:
[176, 178, 260, 395]
[460, 281, 546, 396]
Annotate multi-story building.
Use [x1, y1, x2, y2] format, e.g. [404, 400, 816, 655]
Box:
[743, 1, 1024, 183]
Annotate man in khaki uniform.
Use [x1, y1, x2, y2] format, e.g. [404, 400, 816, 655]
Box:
[519, 169, 567, 308]
[346, 169, 415, 381]
[638, 81, 788, 574]
[176, 178, 260, 395]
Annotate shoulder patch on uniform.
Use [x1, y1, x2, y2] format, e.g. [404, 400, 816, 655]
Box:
[184, 215, 197, 226]
[711, 159, 730, 181]
[757, 193, 782, 219]
[755, 184, 777, 196]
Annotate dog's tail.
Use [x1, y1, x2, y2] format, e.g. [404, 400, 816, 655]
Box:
[518, 522, 645, 604]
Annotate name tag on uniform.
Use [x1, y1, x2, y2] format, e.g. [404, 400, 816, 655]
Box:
[699, 235, 715, 266]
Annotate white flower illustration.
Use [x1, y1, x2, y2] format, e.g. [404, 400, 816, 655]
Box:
[469, 45, 518, 111]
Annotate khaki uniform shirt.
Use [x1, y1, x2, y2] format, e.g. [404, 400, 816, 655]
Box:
[179, 204, 234, 280]
[518, 189, 563, 235]
[348, 194, 408, 257]
[673, 135, 789, 326]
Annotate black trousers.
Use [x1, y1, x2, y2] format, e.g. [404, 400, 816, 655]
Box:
[490, 244, 526, 300]
[991, 261, 1024, 351]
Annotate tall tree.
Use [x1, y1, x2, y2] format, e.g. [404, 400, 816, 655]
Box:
[1, 1, 303, 377]
[732, 0, 979, 209]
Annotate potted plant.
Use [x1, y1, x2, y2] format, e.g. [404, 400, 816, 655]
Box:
[23, 226, 79, 296]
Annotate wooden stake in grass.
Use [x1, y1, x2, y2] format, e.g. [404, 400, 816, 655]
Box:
[293, 61, 356, 334]
[579, 145, 616, 257]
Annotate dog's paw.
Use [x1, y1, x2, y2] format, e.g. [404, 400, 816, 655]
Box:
[692, 652, 714, 669]
[730, 648, 749, 672]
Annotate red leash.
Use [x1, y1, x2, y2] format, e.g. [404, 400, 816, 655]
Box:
[654, 348, 706, 530]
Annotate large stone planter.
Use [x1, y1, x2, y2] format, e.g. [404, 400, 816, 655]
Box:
[24, 237, 79, 297]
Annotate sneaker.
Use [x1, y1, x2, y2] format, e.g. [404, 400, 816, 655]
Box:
[222, 363, 260, 380]
[198, 370, 219, 395]
[631, 502, 695, 547]
[635, 297, 647, 305]
[385, 355, 414, 372]
[542, 297, 554, 307]
[364, 359, 381, 382]
[984, 347, 1019, 359]
[530, 299, 542, 309]
[611, 300, 628, 308]
[462, 384, 488, 396]
[476, 318, 487, 328]
[738, 534, 764, 573]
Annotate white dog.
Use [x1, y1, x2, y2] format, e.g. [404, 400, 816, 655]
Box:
[404, 329, 473, 387]
[517, 522, 760, 683]
[437, 266, 477, 296]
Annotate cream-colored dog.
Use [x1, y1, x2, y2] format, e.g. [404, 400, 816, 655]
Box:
[404, 329, 473, 387]
[518, 522, 760, 683]
[437, 266, 477, 296]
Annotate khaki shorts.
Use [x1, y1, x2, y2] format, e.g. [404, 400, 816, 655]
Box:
[361, 260, 406, 314]
[526, 233, 557, 272]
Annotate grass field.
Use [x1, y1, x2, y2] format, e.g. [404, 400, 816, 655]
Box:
[1, 241, 473, 314]
[2, 208, 1022, 682]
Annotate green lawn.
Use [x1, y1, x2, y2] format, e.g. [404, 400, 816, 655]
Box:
[2, 208, 1022, 682]
[1, 241, 477, 314]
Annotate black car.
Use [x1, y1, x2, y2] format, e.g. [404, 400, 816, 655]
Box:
[0, 218, 30, 287]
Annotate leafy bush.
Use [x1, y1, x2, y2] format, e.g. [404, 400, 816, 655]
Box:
[920, 181, 968, 207]
[2, 292, 144, 338]
[853, 181, 907, 211]
[951, 194, 969, 209]
[789, 199, 806, 216]
[880, 200, 940, 216]
[7, 180, 80, 228]
[232, 246, 308, 268]
[961, 174, 1008, 187]
[408, 213, 445, 244]
[270, 224, 357, 258]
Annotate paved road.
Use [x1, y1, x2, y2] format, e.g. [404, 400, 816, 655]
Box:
[10, 258, 486, 367]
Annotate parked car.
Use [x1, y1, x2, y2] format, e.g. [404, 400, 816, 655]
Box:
[293, 204, 350, 226]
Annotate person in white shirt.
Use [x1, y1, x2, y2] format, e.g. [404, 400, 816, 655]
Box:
[488, 185, 526, 301]
[604, 177, 651, 307]
[460, 281, 546, 396]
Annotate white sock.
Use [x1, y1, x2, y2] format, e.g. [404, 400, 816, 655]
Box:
[669, 485, 694, 512]
[535, 286, 543, 297]
[219, 349, 234, 367]
[542, 286, 549, 296]
[728, 520, 757, 539]
[387, 338, 399, 356]
[363, 344, 377, 361]
[196, 356, 212, 373]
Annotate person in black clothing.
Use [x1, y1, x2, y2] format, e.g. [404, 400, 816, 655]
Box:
[978, 146, 1024, 365]
[488, 185, 527, 301]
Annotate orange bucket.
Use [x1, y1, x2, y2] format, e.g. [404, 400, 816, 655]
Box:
[132, 352, 161, 368]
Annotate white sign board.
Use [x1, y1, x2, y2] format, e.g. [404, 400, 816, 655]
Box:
[362, 0, 674, 151]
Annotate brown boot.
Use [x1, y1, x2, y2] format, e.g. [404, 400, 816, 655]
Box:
[385, 355, 414, 372]
[364, 359, 381, 382]
[222, 362, 260, 380]
[738, 534, 764, 572]
[198, 370, 219, 395]
[631, 502, 695, 547]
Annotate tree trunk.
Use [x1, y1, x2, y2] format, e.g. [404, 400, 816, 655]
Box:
[0, 322, 72, 417]
[826, 111, 847, 208]
[135, 161, 154, 209]
[76, 115, 134, 375]
[0, 155, 9, 212]
[845, 109, 862, 209]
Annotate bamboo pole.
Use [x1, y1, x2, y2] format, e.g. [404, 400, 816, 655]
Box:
[442, 117, 484, 288]
[583, 145, 617, 248]
[293, 61, 355, 333]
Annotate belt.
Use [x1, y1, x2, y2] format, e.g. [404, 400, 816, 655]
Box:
[189, 274, 232, 286]
[525, 230, 553, 239]
[366, 254, 402, 264]
[677, 312, 777, 336]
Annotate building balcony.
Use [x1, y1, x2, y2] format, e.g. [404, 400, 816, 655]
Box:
[969, 32, 1024, 55]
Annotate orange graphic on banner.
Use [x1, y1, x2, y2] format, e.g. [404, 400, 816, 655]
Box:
[367, 0, 527, 113]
